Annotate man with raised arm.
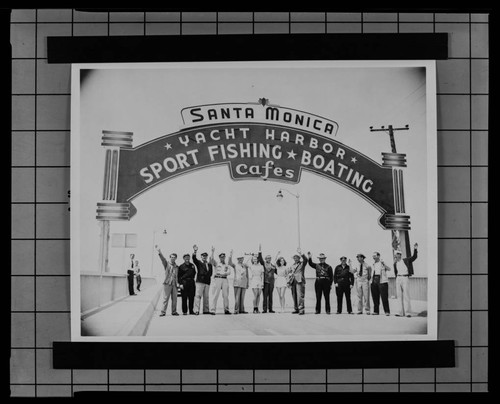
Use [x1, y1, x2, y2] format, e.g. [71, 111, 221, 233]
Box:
[192, 245, 213, 315]
[156, 245, 179, 317]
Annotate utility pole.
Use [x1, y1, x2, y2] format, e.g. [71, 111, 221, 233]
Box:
[369, 124, 409, 153]
[371, 124, 414, 272]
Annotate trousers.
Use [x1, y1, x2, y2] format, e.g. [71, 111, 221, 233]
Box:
[193, 282, 210, 313]
[356, 279, 370, 313]
[263, 282, 274, 312]
[127, 274, 135, 295]
[314, 278, 331, 313]
[161, 284, 178, 314]
[211, 277, 229, 313]
[234, 287, 247, 313]
[371, 277, 390, 314]
[180, 279, 195, 314]
[291, 281, 305, 313]
[335, 281, 352, 313]
[396, 276, 412, 316]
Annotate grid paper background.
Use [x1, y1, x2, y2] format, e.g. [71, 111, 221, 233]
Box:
[10, 9, 489, 396]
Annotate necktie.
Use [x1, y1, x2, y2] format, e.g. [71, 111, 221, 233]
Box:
[359, 265, 363, 276]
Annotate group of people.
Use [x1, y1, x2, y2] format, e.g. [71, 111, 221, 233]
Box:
[153, 242, 419, 318]
[126, 254, 142, 295]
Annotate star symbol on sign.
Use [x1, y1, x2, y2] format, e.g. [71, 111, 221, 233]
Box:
[258, 98, 269, 106]
[351, 157, 357, 163]
[287, 149, 297, 160]
[164, 143, 172, 150]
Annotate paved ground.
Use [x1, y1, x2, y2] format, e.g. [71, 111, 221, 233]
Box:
[145, 283, 427, 339]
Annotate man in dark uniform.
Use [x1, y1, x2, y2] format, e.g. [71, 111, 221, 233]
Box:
[178, 253, 196, 315]
[192, 245, 213, 315]
[333, 256, 354, 314]
[307, 252, 334, 314]
[257, 250, 277, 313]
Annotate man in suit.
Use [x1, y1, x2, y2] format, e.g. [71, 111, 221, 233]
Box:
[307, 252, 334, 314]
[333, 256, 354, 314]
[394, 243, 418, 317]
[178, 254, 196, 315]
[192, 245, 213, 315]
[229, 253, 249, 314]
[371, 252, 392, 315]
[156, 245, 179, 317]
[258, 250, 277, 313]
[126, 254, 136, 296]
[290, 248, 308, 315]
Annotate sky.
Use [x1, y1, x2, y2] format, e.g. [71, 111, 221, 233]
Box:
[73, 61, 435, 280]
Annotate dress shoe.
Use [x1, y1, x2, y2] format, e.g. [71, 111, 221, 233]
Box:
[240, 311, 248, 314]
[406, 314, 412, 318]
[203, 311, 210, 315]
[299, 311, 305, 315]
[262, 310, 267, 313]
[385, 313, 390, 316]
[292, 310, 299, 314]
[210, 312, 215, 315]
[159, 313, 166, 317]
[269, 310, 275, 313]
[336, 312, 341, 314]
[225, 310, 231, 315]
[315, 311, 320, 314]
[172, 312, 179, 316]
[189, 311, 196, 315]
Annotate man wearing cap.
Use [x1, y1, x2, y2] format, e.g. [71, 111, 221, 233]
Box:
[290, 248, 308, 315]
[307, 252, 334, 314]
[371, 252, 392, 316]
[209, 247, 232, 315]
[351, 254, 372, 315]
[192, 245, 213, 315]
[229, 253, 250, 314]
[333, 256, 354, 314]
[178, 253, 196, 315]
[394, 243, 419, 317]
[155, 245, 180, 317]
[257, 248, 277, 313]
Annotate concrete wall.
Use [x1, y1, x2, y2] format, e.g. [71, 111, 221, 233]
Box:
[81, 272, 157, 313]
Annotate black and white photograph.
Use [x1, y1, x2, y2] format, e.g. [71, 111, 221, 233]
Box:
[70, 60, 438, 342]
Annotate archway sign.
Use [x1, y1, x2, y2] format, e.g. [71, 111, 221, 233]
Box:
[96, 101, 413, 263]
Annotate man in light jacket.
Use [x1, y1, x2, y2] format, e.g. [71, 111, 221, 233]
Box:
[229, 253, 249, 314]
[156, 245, 179, 317]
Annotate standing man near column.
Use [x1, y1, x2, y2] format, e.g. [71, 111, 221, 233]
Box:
[229, 253, 250, 314]
[126, 253, 136, 296]
[258, 247, 277, 313]
[178, 254, 196, 315]
[209, 247, 232, 315]
[290, 248, 308, 315]
[307, 252, 334, 314]
[134, 259, 142, 292]
[192, 245, 213, 315]
[156, 245, 179, 317]
[351, 254, 372, 315]
[371, 252, 392, 316]
[333, 256, 354, 314]
[394, 243, 418, 317]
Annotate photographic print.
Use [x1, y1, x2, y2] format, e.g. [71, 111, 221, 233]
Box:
[70, 60, 437, 342]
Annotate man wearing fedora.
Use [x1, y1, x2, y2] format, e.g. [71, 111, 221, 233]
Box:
[333, 256, 354, 314]
[307, 252, 334, 314]
[394, 243, 419, 317]
[209, 247, 232, 315]
[351, 253, 372, 315]
[192, 245, 213, 315]
[178, 253, 197, 315]
[290, 248, 308, 315]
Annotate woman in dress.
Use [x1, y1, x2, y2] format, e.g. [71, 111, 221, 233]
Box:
[274, 255, 289, 313]
[249, 250, 264, 313]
